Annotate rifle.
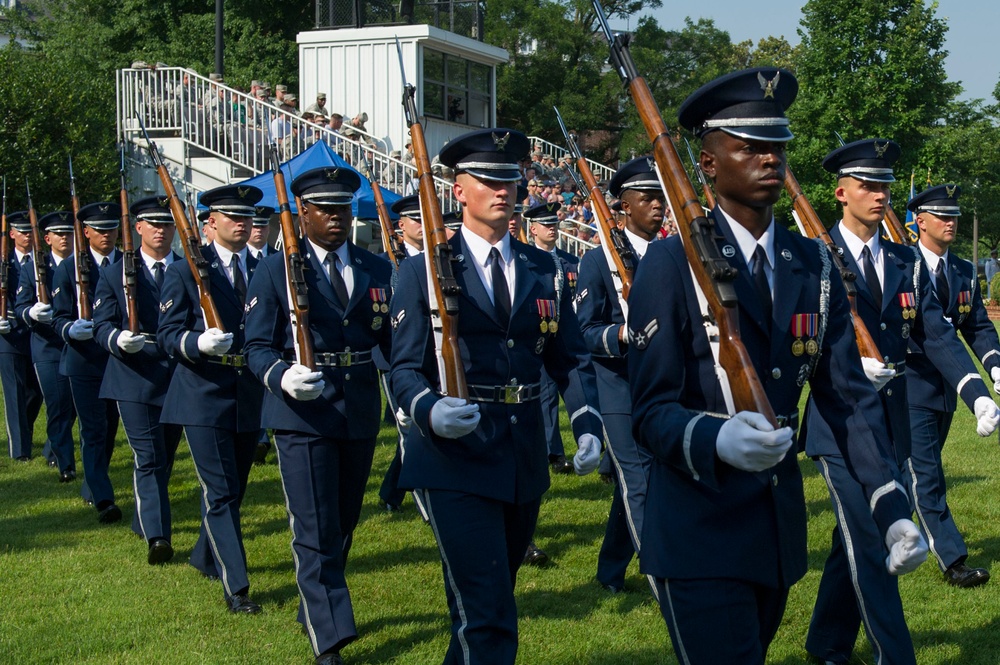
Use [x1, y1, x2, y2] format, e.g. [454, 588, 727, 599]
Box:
[554, 106, 635, 310]
[685, 137, 716, 209]
[68, 155, 92, 320]
[1, 177, 8, 320]
[268, 143, 315, 369]
[136, 114, 224, 331]
[594, 1, 777, 426]
[119, 146, 140, 333]
[396, 36, 467, 399]
[25, 179, 49, 305]
[833, 132, 911, 245]
[784, 167, 883, 360]
[359, 152, 404, 267]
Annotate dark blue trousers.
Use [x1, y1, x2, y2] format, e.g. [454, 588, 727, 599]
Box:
[597, 412, 649, 588]
[34, 360, 76, 472]
[806, 454, 916, 665]
[653, 576, 788, 665]
[906, 405, 966, 571]
[118, 401, 182, 541]
[420, 489, 540, 665]
[539, 369, 565, 460]
[185, 425, 257, 599]
[1, 352, 42, 459]
[596, 474, 634, 588]
[68, 374, 119, 507]
[275, 431, 376, 656]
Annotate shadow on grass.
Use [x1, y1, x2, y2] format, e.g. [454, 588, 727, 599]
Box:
[913, 615, 1000, 665]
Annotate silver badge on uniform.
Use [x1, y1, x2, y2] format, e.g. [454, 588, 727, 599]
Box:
[901, 323, 911, 339]
[245, 296, 258, 314]
[722, 245, 736, 258]
[52, 287, 61, 296]
[160, 299, 173, 313]
[632, 318, 660, 350]
[94, 298, 102, 309]
[535, 337, 545, 354]
[391, 309, 405, 330]
[372, 316, 383, 331]
[575, 288, 589, 304]
[781, 249, 792, 261]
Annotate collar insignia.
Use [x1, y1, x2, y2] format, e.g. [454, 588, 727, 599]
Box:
[758, 71, 780, 99]
[492, 132, 510, 151]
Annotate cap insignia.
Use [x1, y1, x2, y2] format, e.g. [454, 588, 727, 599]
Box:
[873, 141, 889, 158]
[99, 204, 110, 213]
[758, 71, 780, 99]
[325, 168, 340, 181]
[546, 203, 556, 212]
[237, 186, 251, 199]
[492, 132, 511, 151]
[646, 157, 656, 172]
[946, 184, 957, 197]
[158, 197, 169, 208]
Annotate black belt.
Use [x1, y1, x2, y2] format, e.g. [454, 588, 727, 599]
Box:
[886, 360, 906, 376]
[312, 350, 372, 367]
[206, 353, 246, 368]
[139, 332, 157, 342]
[467, 383, 542, 404]
[776, 410, 799, 430]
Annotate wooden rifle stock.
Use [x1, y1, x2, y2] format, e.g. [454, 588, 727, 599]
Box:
[883, 205, 911, 245]
[0, 177, 8, 320]
[554, 107, 634, 300]
[360, 154, 404, 268]
[119, 151, 140, 333]
[68, 157, 92, 320]
[397, 37, 467, 399]
[25, 180, 49, 305]
[268, 145, 315, 369]
[784, 168, 882, 361]
[136, 116, 224, 331]
[595, 4, 776, 426]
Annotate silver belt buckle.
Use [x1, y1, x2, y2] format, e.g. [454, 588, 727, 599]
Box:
[503, 385, 522, 404]
[338, 352, 353, 367]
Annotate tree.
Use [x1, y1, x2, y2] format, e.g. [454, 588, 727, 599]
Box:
[788, 0, 960, 224]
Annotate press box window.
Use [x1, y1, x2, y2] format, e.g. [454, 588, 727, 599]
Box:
[423, 48, 492, 127]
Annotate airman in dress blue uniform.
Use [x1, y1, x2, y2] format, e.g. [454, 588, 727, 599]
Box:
[51, 203, 122, 523]
[389, 128, 604, 665]
[627, 68, 926, 665]
[14, 211, 78, 480]
[803, 141, 997, 665]
[157, 183, 265, 614]
[1, 211, 44, 461]
[576, 158, 664, 593]
[247, 204, 275, 465]
[92, 195, 184, 564]
[906, 184, 1000, 588]
[245, 167, 393, 665]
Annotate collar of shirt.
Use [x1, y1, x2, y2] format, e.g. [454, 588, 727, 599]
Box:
[90, 247, 113, 266]
[14, 249, 29, 264]
[623, 227, 654, 261]
[139, 249, 174, 273]
[836, 221, 883, 265]
[917, 240, 947, 273]
[722, 208, 776, 274]
[403, 241, 422, 257]
[212, 242, 249, 287]
[461, 224, 514, 301]
[307, 237, 353, 286]
[52, 254, 65, 267]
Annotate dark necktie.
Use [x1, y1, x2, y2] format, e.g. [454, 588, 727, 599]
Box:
[151, 262, 164, 289]
[751, 245, 771, 328]
[861, 245, 882, 311]
[489, 247, 511, 328]
[231, 254, 247, 304]
[20, 255, 29, 266]
[933, 259, 950, 307]
[100, 257, 110, 268]
[328, 254, 349, 308]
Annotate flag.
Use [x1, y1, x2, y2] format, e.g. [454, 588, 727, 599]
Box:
[904, 170, 918, 242]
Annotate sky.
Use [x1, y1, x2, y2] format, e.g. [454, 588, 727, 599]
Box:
[629, 1, 998, 104]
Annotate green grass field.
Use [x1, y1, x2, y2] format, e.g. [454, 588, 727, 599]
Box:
[3, 380, 1000, 664]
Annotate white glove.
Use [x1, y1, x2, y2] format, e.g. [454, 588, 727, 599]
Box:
[974, 396, 1000, 437]
[861, 357, 895, 392]
[68, 318, 94, 341]
[394, 407, 413, 435]
[716, 411, 795, 473]
[884, 518, 929, 575]
[280, 363, 325, 401]
[28, 302, 53, 323]
[429, 396, 480, 439]
[573, 433, 602, 475]
[116, 330, 146, 354]
[197, 327, 233, 356]
[991, 367, 1000, 396]
[0, 319, 10, 334]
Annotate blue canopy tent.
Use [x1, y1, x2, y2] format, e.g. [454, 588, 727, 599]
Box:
[232, 141, 402, 219]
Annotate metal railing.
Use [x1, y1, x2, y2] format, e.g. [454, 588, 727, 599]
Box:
[528, 135, 617, 184]
[116, 66, 461, 214]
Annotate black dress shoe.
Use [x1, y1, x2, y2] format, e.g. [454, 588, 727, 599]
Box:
[227, 593, 262, 614]
[945, 562, 990, 588]
[47, 459, 58, 468]
[599, 472, 614, 485]
[549, 455, 575, 475]
[15, 455, 30, 462]
[523, 542, 549, 567]
[148, 538, 174, 565]
[97, 502, 123, 524]
[315, 652, 344, 665]
[383, 501, 402, 513]
[599, 582, 625, 594]
[59, 469, 77, 483]
[253, 442, 269, 465]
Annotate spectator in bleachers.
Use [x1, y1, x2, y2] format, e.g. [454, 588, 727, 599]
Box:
[304, 93, 329, 118]
[529, 149, 544, 174]
[279, 93, 299, 117]
[269, 110, 291, 145]
[526, 179, 545, 207]
[342, 112, 373, 145]
[272, 84, 288, 107]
